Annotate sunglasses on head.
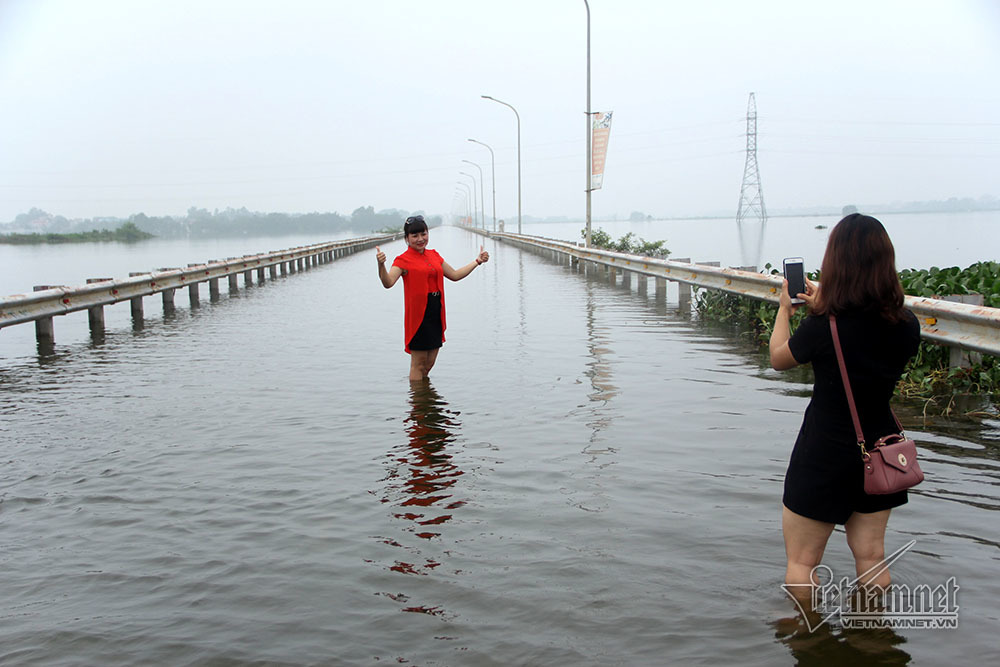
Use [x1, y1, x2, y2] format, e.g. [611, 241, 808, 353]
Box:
[405, 215, 425, 224]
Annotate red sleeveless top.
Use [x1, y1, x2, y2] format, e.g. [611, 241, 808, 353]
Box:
[391, 248, 447, 352]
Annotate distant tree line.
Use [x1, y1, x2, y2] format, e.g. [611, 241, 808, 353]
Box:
[1, 206, 439, 239]
[0, 222, 153, 245]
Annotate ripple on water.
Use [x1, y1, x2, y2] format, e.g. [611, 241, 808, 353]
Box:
[0, 228, 997, 664]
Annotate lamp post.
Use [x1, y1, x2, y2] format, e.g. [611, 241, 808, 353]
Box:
[454, 191, 468, 226]
[459, 172, 479, 230]
[455, 190, 469, 226]
[468, 138, 496, 232]
[482, 95, 521, 235]
[461, 159, 486, 231]
[584, 0, 592, 248]
[456, 181, 473, 226]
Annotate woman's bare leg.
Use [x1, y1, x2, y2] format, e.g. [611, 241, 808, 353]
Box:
[409, 349, 440, 381]
[783, 505, 836, 600]
[423, 348, 439, 376]
[845, 509, 892, 588]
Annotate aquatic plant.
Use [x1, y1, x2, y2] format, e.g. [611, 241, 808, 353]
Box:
[694, 261, 1000, 411]
[583, 227, 670, 258]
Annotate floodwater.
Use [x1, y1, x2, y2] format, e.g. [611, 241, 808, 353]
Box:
[519, 209, 999, 272]
[1, 225, 998, 665]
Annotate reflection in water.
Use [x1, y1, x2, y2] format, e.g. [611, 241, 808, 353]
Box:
[583, 279, 619, 409]
[374, 382, 464, 616]
[517, 251, 527, 359]
[738, 218, 766, 270]
[394, 382, 464, 540]
[771, 613, 911, 666]
[555, 268, 623, 514]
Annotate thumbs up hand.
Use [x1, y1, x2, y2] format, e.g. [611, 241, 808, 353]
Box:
[476, 245, 489, 266]
[375, 246, 386, 265]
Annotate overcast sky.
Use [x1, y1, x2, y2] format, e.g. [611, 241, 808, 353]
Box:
[1, 0, 998, 223]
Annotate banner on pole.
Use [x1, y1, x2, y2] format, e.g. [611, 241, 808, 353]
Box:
[590, 111, 613, 190]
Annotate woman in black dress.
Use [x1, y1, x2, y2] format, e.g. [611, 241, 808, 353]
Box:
[769, 213, 920, 595]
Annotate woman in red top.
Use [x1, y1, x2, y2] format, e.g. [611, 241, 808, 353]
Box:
[376, 215, 489, 381]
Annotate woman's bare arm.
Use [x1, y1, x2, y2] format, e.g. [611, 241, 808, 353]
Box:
[770, 279, 801, 370]
[442, 245, 489, 282]
[376, 246, 404, 288]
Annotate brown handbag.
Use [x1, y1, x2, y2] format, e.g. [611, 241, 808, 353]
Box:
[830, 315, 924, 495]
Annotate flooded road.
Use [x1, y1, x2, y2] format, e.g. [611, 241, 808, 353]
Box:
[1, 226, 997, 664]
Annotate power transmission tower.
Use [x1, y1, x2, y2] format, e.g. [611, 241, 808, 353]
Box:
[736, 92, 767, 268]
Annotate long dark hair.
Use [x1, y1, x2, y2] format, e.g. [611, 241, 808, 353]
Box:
[813, 213, 906, 322]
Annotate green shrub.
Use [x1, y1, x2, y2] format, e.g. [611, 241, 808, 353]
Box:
[694, 261, 999, 409]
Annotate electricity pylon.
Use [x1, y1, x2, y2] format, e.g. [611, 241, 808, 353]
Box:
[737, 92, 767, 269]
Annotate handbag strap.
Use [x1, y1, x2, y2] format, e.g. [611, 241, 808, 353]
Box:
[828, 314, 905, 454]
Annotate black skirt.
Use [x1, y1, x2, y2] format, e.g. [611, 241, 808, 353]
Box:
[783, 408, 907, 524]
[408, 293, 443, 351]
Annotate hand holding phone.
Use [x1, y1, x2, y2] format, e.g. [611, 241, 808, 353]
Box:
[783, 257, 806, 305]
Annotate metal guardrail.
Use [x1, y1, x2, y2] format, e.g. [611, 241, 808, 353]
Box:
[480, 230, 1000, 357]
[1, 234, 398, 340]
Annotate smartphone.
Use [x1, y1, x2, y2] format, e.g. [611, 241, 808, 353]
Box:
[783, 257, 806, 304]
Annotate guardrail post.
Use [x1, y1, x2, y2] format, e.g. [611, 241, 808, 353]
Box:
[944, 294, 985, 367]
[206, 263, 220, 299]
[32, 286, 55, 342]
[162, 288, 175, 312]
[156, 268, 178, 313]
[185, 265, 201, 306]
[678, 284, 691, 311]
[131, 296, 144, 319]
[656, 277, 666, 302]
[672, 258, 691, 311]
[269, 265, 278, 279]
[256, 267, 266, 283]
[129, 272, 148, 319]
[228, 273, 239, 292]
[243, 268, 253, 285]
[85, 278, 112, 331]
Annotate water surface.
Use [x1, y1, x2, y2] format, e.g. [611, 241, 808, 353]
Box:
[1, 226, 997, 665]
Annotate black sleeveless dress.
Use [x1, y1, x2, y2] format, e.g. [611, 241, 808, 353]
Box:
[783, 310, 920, 524]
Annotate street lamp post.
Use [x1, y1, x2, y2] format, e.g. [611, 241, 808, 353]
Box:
[456, 181, 473, 226]
[584, 0, 592, 248]
[482, 95, 521, 235]
[454, 191, 469, 226]
[461, 159, 486, 231]
[459, 172, 479, 231]
[468, 138, 496, 232]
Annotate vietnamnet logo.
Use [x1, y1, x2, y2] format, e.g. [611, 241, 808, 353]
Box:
[781, 540, 960, 632]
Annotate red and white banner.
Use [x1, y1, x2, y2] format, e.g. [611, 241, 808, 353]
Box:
[590, 111, 613, 190]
